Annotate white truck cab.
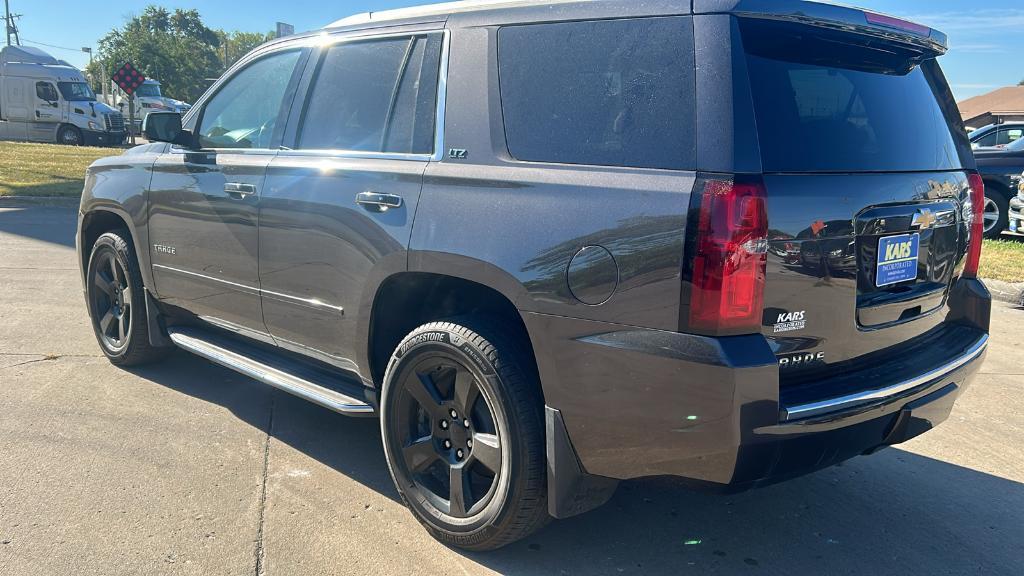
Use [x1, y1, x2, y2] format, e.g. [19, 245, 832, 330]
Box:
[117, 79, 190, 134]
[0, 46, 126, 146]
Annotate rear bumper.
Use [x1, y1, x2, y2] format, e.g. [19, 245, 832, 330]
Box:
[528, 279, 990, 513]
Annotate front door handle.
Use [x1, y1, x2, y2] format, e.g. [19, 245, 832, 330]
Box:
[356, 191, 403, 212]
[224, 182, 257, 198]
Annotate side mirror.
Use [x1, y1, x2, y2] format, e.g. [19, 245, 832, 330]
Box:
[143, 112, 192, 147]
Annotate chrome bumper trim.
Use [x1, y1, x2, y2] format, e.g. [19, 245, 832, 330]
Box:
[782, 334, 988, 421]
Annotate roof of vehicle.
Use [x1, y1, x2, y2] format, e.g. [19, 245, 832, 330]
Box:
[324, 0, 944, 53]
[970, 122, 1024, 133]
[326, 0, 581, 27]
[0, 45, 85, 81]
[0, 45, 62, 66]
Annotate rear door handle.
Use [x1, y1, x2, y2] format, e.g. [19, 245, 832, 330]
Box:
[356, 191, 403, 212]
[224, 182, 257, 198]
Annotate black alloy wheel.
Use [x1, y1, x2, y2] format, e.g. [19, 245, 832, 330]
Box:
[86, 230, 169, 366]
[90, 248, 133, 352]
[381, 320, 548, 551]
[394, 357, 503, 518]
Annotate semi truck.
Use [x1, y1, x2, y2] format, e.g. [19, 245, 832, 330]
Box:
[115, 79, 190, 135]
[0, 45, 126, 146]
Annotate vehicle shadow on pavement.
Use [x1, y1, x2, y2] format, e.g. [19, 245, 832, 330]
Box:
[128, 351, 1022, 576]
[128, 350, 401, 501]
[0, 202, 78, 249]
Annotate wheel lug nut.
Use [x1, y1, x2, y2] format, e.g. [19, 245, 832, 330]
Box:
[456, 449, 464, 460]
[463, 418, 470, 428]
[467, 439, 473, 448]
[443, 439, 451, 449]
[449, 409, 458, 419]
[440, 420, 449, 430]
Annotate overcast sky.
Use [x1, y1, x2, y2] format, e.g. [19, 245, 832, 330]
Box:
[8, 0, 1022, 101]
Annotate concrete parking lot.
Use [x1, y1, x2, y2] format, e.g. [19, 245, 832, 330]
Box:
[0, 200, 1021, 576]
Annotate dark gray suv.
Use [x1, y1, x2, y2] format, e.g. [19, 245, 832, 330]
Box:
[77, 0, 991, 550]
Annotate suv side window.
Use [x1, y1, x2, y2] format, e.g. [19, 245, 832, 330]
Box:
[497, 17, 696, 170]
[35, 81, 58, 103]
[198, 49, 302, 150]
[975, 130, 998, 147]
[296, 34, 442, 154]
[996, 128, 1023, 146]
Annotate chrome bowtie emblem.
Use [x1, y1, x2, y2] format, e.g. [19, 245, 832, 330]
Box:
[911, 208, 936, 230]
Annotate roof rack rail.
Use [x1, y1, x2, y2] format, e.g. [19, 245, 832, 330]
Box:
[326, 0, 575, 28]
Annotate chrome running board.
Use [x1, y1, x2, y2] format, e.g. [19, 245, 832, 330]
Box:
[168, 327, 375, 416]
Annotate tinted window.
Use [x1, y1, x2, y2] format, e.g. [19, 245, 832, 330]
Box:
[58, 82, 96, 102]
[741, 19, 964, 172]
[198, 50, 301, 149]
[996, 128, 1023, 146]
[297, 34, 441, 153]
[498, 17, 696, 170]
[974, 131, 998, 147]
[35, 82, 58, 102]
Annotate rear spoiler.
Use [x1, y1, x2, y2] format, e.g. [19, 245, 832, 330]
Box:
[694, 0, 947, 56]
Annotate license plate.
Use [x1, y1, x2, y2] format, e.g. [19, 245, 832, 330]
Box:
[876, 233, 920, 287]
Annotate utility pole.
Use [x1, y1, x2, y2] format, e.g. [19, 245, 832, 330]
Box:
[3, 0, 9, 47]
[3, 0, 21, 47]
[82, 47, 94, 93]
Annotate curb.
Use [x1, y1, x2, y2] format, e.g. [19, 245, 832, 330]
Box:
[982, 278, 1024, 306]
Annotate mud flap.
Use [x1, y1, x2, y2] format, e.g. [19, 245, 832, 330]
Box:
[145, 290, 172, 348]
[546, 406, 619, 519]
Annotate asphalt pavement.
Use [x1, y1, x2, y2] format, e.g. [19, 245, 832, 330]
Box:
[0, 200, 1021, 575]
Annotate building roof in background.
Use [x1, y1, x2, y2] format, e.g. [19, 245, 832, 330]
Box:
[958, 86, 1024, 121]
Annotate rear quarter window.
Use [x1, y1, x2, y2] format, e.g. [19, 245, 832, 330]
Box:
[497, 17, 696, 171]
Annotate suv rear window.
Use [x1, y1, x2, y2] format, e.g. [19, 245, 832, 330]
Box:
[497, 17, 695, 170]
[740, 19, 966, 173]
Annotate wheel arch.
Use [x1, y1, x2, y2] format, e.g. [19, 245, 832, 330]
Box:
[362, 270, 541, 397]
[981, 176, 1012, 200]
[78, 207, 154, 292]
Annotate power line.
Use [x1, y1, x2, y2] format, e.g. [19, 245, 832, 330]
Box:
[21, 38, 87, 53]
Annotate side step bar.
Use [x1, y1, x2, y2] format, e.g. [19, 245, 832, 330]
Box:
[168, 327, 375, 416]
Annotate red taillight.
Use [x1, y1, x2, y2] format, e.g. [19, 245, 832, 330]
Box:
[964, 173, 985, 278]
[689, 178, 768, 332]
[864, 11, 930, 36]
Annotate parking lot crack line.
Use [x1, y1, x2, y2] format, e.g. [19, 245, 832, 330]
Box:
[253, 392, 275, 576]
[0, 352, 103, 368]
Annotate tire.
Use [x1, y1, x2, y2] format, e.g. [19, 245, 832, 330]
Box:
[380, 319, 548, 551]
[58, 125, 83, 146]
[983, 188, 1009, 239]
[86, 230, 169, 366]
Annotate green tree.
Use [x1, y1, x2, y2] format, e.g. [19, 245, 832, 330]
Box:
[90, 6, 222, 103]
[216, 30, 275, 71]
